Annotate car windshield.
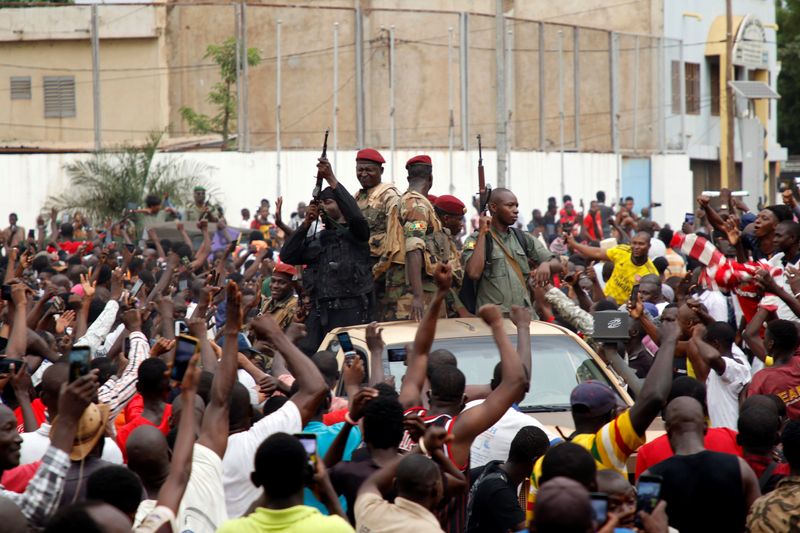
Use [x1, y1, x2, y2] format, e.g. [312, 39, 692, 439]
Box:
[385, 334, 620, 412]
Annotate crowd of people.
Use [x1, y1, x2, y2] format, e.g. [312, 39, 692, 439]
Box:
[0, 148, 799, 533]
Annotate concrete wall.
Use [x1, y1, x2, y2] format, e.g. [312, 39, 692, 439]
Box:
[0, 5, 168, 146]
[0, 149, 691, 233]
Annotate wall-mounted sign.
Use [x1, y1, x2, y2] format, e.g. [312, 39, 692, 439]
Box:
[733, 15, 769, 69]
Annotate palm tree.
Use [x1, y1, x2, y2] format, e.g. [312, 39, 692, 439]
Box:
[50, 132, 217, 223]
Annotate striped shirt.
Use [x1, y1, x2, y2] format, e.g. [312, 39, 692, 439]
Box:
[98, 330, 150, 420]
[525, 409, 646, 522]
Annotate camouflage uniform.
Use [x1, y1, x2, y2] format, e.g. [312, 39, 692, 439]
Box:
[183, 202, 222, 222]
[425, 227, 467, 317]
[378, 191, 442, 321]
[260, 294, 299, 332]
[356, 183, 401, 264]
[356, 182, 400, 308]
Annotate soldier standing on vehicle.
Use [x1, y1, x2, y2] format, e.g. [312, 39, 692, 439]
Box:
[430, 195, 470, 317]
[280, 157, 373, 354]
[378, 155, 442, 321]
[352, 148, 400, 306]
[463, 188, 561, 317]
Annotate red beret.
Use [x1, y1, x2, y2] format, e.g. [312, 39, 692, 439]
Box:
[406, 155, 432, 168]
[434, 195, 467, 215]
[427, 195, 438, 204]
[272, 262, 297, 279]
[355, 148, 385, 164]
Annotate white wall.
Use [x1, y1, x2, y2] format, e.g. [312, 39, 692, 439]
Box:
[0, 150, 692, 232]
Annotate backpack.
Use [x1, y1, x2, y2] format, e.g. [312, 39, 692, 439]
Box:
[459, 227, 530, 314]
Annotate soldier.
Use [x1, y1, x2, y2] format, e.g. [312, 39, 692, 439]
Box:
[463, 188, 561, 316]
[352, 148, 400, 307]
[378, 155, 441, 321]
[259, 262, 299, 331]
[184, 186, 221, 222]
[430, 195, 471, 317]
[280, 157, 372, 354]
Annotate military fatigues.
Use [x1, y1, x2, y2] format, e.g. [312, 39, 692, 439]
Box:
[280, 184, 373, 354]
[260, 294, 299, 332]
[377, 191, 442, 321]
[425, 227, 467, 317]
[461, 228, 555, 316]
[183, 203, 221, 222]
[356, 182, 401, 308]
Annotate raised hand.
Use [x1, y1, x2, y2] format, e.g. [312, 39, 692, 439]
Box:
[348, 387, 378, 422]
[55, 310, 77, 335]
[365, 322, 385, 354]
[477, 304, 503, 327]
[433, 262, 453, 292]
[150, 337, 176, 357]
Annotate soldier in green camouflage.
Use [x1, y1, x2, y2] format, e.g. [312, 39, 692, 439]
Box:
[378, 155, 441, 321]
[352, 148, 400, 308]
[430, 195, 471, 317]
[183, 186, 221, 222]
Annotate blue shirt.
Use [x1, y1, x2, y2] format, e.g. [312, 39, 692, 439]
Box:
[302, 420, 362, 514]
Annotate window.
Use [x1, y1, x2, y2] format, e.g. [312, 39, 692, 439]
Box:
[43, 76, 75, 118]
[10, 76, 31, 100]
[709, 57, 720, 116]
[671, 61, 701, 115]
[686, 63, 700, 115]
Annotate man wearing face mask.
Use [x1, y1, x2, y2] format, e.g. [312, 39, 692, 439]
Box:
[353, 149, 400, 303]
[280, 157, 373, 354]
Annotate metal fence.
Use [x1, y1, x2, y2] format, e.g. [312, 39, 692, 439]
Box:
[0, 3, 682, 157]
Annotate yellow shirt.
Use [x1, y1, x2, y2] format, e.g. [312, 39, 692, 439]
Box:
[603, 245, 658, 305]
[526, 409, 646, 522]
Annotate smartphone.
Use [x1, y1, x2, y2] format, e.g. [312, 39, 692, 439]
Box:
[172, 334, 198, 381]
[387, 347, 407, 363]
[130, 279, 144, 299]
[635, 475, 663, 527]
[684, 212, 695, 225]
[178, 279, 189, 292]
[68, 346, 91, 382]
[51, 296, 65, 314]
[295, 433, 318, 472]
[125, 243, 135, 253]
[629, 284, 640, 305]
[0, 358, 24, 374]
[174, 320, 188, 338]
[589, 492, 609, 526]
[27, 229, 35, 240]
[1, 285, 11, 301]
[337, 332, 356, 366]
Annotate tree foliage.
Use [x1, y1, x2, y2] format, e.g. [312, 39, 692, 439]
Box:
[179, 38, 261, 150]
[777, 0, 800, 153]
[50, 132, 216, 222]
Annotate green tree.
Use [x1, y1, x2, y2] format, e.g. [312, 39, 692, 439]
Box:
[777, 0, 800, 153]
[180, 38, 261, 150]
[50, 132, 216, 222]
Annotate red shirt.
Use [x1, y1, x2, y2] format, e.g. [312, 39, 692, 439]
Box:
[749, 357, 800, 420]
[0, 461, 41, 493]
[116, 397, 172, 462]
[47, 241, 94, 255]
[14, 399, 47, 433]
[635, 427, 742, 479]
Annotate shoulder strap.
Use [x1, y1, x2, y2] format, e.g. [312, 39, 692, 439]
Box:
[466, 462, 507, 530]
[758, 461, 779, 492]
[490, 230, 527, 287]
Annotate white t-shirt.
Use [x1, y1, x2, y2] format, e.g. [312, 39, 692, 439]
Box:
[648, 239, 667, 260]
[222, 400, 302, 518]
[697, 290, 729, 323]
[464, 400, 559, 469]
[176, 443, 228, 533]
[706, 347, 751, 431]
[237, 369, 259, 406]
[20, 423, 123, 465]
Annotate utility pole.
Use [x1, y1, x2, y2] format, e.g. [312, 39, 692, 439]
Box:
[495, 0, 507, 187]
[722, 0, 735, 188]
[90, 5, 102, 152]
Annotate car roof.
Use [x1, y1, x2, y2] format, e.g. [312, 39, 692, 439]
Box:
[332, 317, 579, 347]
